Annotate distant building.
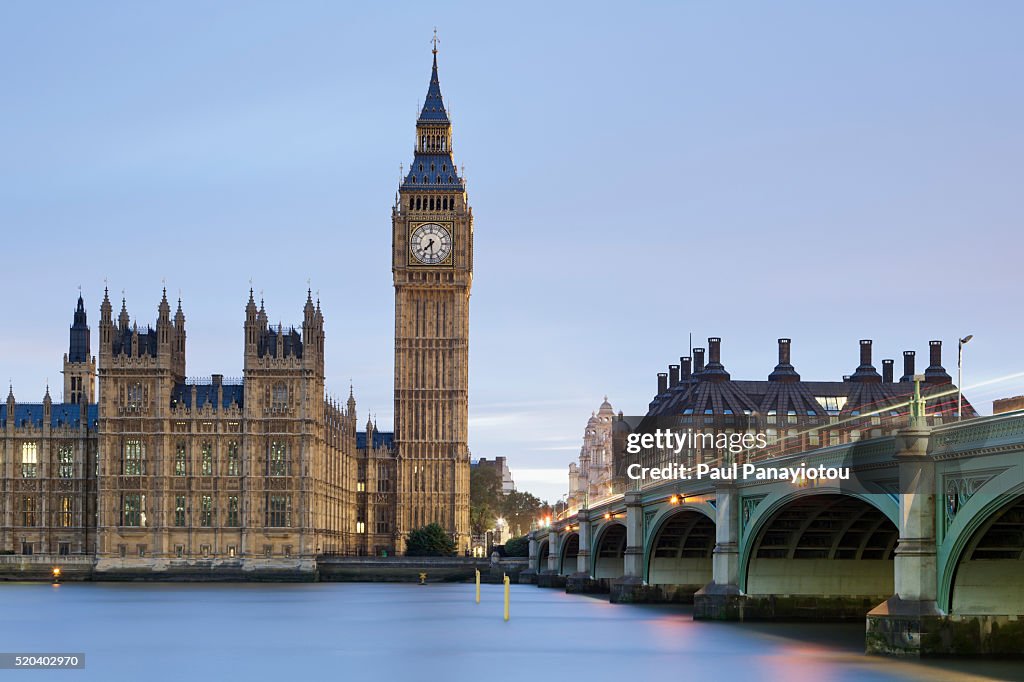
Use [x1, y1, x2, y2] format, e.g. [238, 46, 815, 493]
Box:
[994, 396, 1024, 414]
[472, 456, 515, 494]
[567, 397, 619, 510]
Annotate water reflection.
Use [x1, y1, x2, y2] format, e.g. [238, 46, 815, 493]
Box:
[0, 584, 1019, 681]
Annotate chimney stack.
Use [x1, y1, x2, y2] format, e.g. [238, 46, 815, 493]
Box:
[901, 351, 916, 382]
[701, 337, 731, 381]
[693, 348, 705, 374]
[925, 340, 952, 384]
[850, 339, 881, 382]
[882, 359, 894, 383]
[768, 338, 800, 382]
[657, 373, 668, 395]
[669, 365, 680, 388]
[680, 357, 692, 379]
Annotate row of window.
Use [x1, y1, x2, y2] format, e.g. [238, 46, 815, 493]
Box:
[16, 495, 75, 527]
[120, 440, 290, 477]
[18, 443, 76, 479]
[120, 493, 291, 528]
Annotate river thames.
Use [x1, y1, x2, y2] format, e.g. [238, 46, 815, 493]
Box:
[1, 583, 1020, 681]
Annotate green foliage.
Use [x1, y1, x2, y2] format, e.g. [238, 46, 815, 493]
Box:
[503, 535, 529, 557]
[470, 465, 503, 535]
[501, 490, 544, 537]
[405, 523, 457, 557]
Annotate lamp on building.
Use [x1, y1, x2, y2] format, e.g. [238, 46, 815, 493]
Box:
[958, 335, 973, 421]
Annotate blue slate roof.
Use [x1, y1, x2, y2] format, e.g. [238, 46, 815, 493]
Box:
[418, 52, 449, 123]
[1, 403, 98, 429]
[402, 153, 464, 190]
[171, 383, 245, 410]
[357, 431, 394, 450]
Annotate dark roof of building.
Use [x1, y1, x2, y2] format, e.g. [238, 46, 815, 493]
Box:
[402, 153, 464, 190]
[111, 326, 158, 358]
[1, 403, 98, 429]
[69, 295, 90, 362]
[357, 430, 394, 450]
[171, 382, 244, 410]
[258, 326, 303, 359]
[648, 338, 975, 419]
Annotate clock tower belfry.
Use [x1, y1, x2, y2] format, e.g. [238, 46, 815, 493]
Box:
[392, 40, 472, 553]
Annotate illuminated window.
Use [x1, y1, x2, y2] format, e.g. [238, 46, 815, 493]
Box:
[201, 442, 213, 476]
[227, 496, 239, 527]
[357, 481, 366, 492]
[58, 445, 74, 478]
[200, 495, 213, 527]
[266, 494, 290, 527]
[21, 442, 38, 478]
[175, 443, 186, 476]
[815, 396, 848, 415]
[121, 494, 145, 527]
[21, 496, 36, 526]
[356, 521, 366, 534]
[174, 495, 186, 527]
[227, 442, 240, 476]
[127, 382, 143, 409]
[268, 442, 287, 477]
[123, 440, 144, 475]
[58, 495, 72, 527]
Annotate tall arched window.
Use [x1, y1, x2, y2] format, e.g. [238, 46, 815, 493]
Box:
[268, 441, 287, 477]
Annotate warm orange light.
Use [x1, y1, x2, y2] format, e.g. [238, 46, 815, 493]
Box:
[52, 567, 61, 578]
[604, 512, 611, 520]
[669, 495, 679, 505]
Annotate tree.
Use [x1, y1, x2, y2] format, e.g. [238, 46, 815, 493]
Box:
[470, 465, 503, 536]
[503, 535, 529, 557]
[500, 490, 544, 537]
[405, 523, 456, 556]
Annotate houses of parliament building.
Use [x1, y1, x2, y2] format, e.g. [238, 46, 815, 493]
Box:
[0, 45, 473, 572]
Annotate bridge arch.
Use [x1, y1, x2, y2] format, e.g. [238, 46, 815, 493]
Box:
[592, 522, 626, 580]
[942, 481, 1024, 615]
[559, 532, 580, 575]
[537, 538, 550, 572]
[644, 506, 715, 598]
[741, 492, 898, 602]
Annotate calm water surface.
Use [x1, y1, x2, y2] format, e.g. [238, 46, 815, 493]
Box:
[0, 583, 1021, 681]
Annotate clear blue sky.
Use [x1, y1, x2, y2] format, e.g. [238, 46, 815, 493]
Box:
[2, 2, 1022, 503]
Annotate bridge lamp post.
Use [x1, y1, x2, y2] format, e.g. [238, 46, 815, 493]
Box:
[958, 334, 974, 421]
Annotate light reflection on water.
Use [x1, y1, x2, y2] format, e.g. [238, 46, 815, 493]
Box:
[0, 583, 1020, 681]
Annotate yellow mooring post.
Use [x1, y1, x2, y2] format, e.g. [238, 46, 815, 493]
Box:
[475, 569, 481, 603]
[503, 575, 510, 621]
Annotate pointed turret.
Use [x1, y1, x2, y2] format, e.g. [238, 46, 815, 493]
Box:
[417, 42, 449, 124]
[304, 288, 315, 321]
[69, 294, 91, 363]
[158, 288, 170, 320]
[347, 384, 356, 419]
[174, 298, 185, 327]
[118, 297, 130, 330]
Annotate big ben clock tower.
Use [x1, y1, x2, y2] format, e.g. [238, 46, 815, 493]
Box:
[392, 38, 472, 553]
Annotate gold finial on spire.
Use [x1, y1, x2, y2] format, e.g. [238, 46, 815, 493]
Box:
[432, 27, 439, 55]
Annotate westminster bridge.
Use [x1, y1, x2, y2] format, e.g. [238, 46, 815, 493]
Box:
[524, 409, 1024, 656]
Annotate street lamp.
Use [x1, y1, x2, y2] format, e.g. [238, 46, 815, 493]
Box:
[958, 335, 974, 421]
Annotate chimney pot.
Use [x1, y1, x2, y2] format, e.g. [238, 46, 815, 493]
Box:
[657, 373, 668, 395]
[860, 339, 873, 366]
[708, 337, 721, 364]
[669, 365, 680, 388]
[778, 338, 791, 365]
[680, 357, 692, 378]
[882, 359, 894, 383]
[693, 348, 705, 374]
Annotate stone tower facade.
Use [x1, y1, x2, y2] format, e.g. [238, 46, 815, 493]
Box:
[392, 44, 472, 552]
[93, 288, 358, 573]
[63, 295, 96, 405]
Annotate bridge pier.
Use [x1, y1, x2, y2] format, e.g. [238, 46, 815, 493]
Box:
[519, 534, 539, 584]
[694, 482, 743, 618]
[538, 529, 566, 588]
[867, 422, 943, 656]
[610, 491, 653, 602]
[567, 510, 605, 593]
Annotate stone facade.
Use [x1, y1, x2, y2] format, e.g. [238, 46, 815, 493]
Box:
[567, 398, 617, 511]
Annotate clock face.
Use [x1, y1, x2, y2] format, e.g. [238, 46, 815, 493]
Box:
[409, 222, 453, 265]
